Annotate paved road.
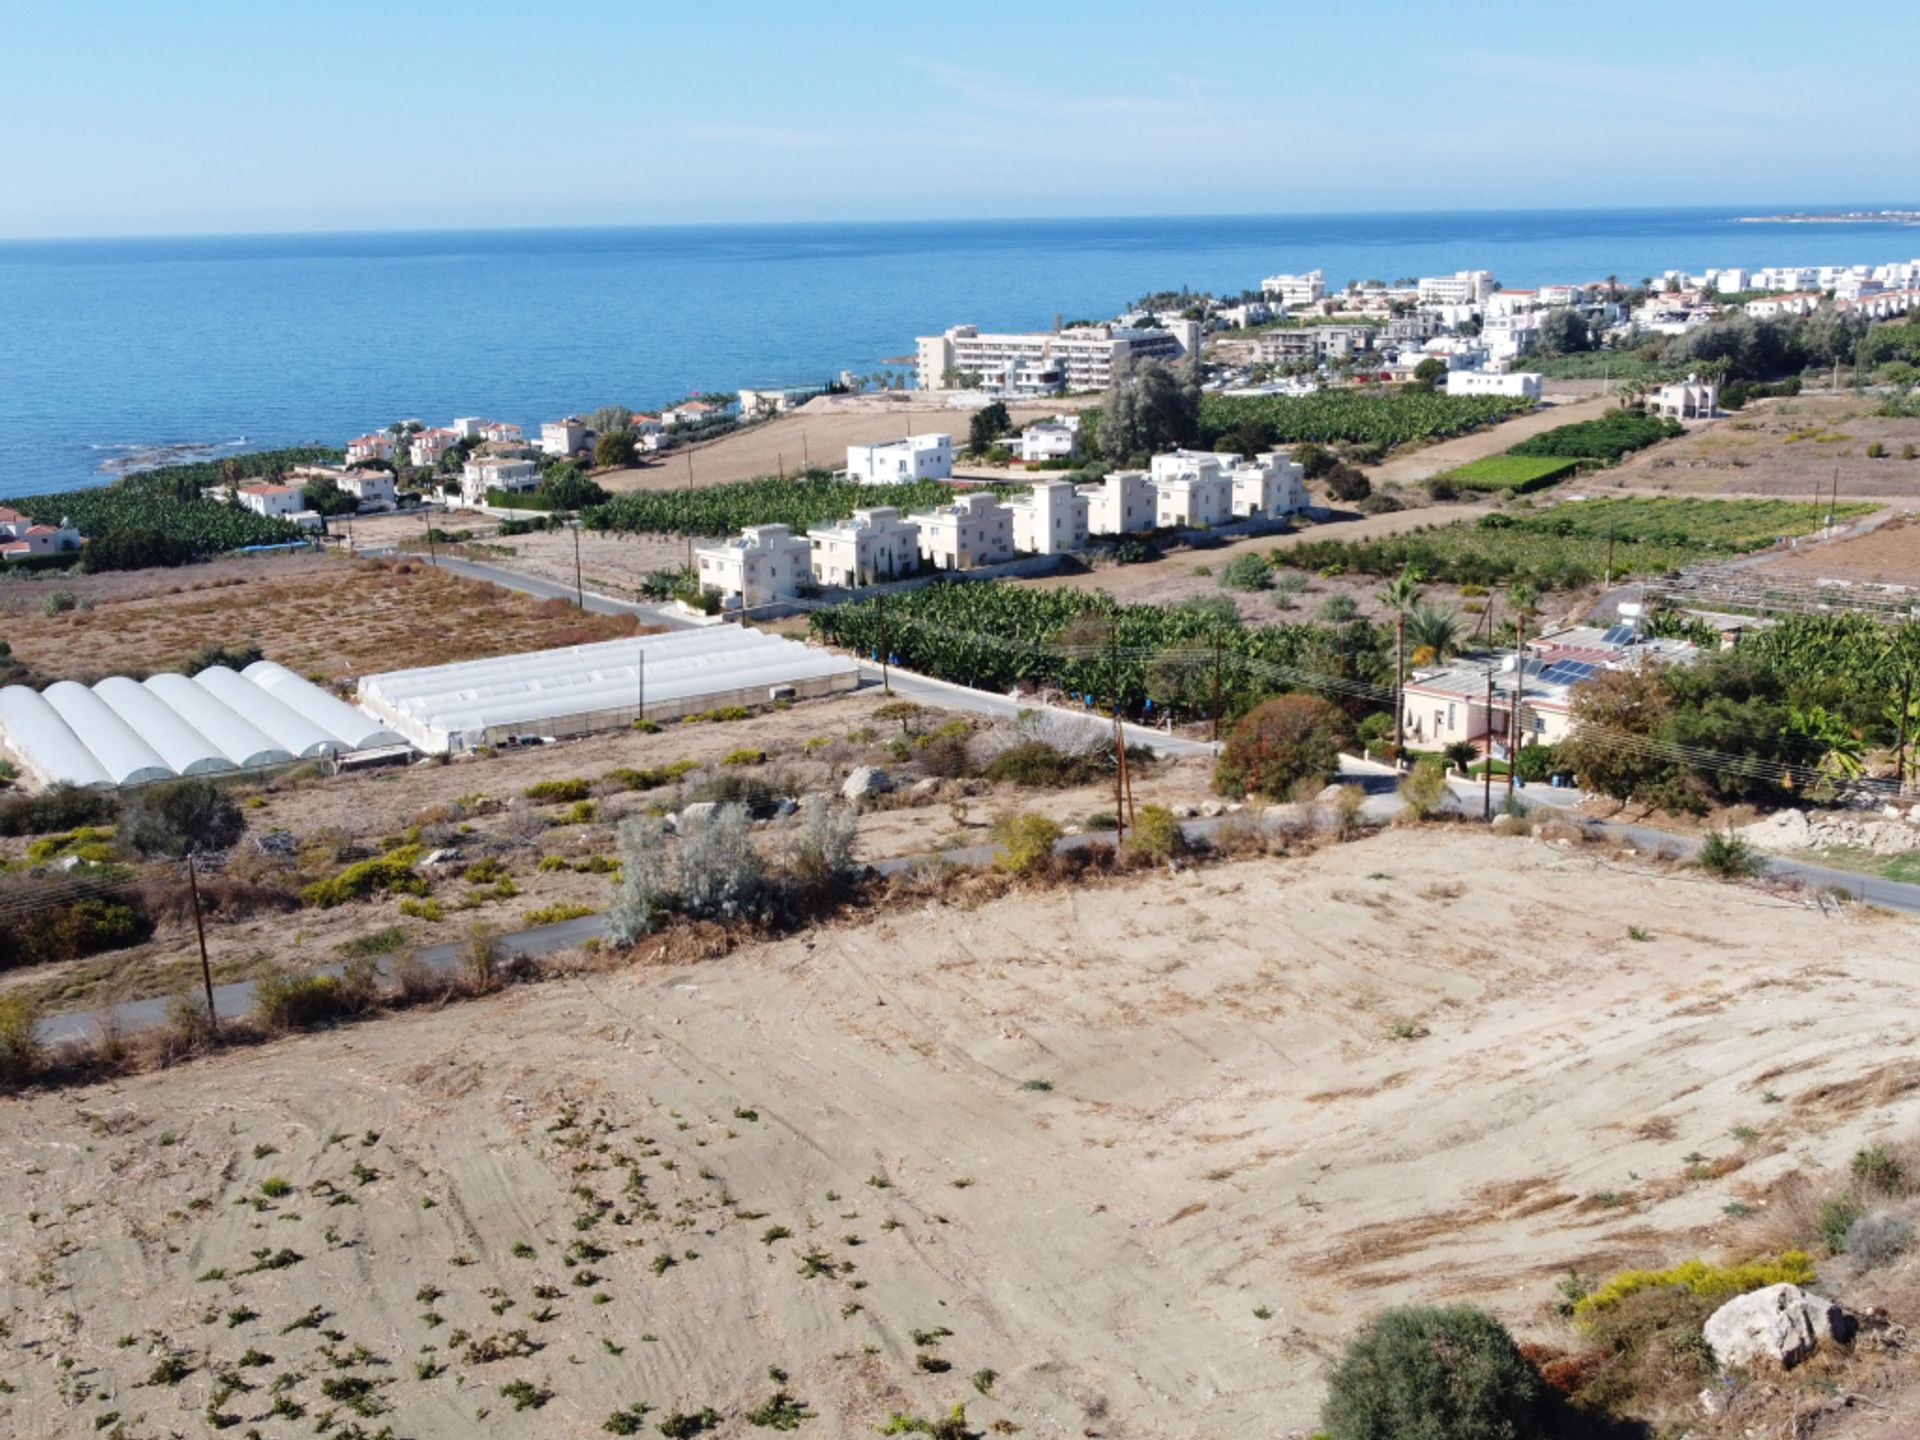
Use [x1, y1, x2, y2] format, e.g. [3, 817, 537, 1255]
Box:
[419, 553, 698, 629]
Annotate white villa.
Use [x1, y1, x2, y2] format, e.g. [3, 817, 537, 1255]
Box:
[1648, 373, 1718, 420]
[695, 524, 813, 607]
[913, 492, 1014, 571]
[540, 418, 592, 457]
[808, 507, 922, 588]
[1229, 451, 1309, 520]
[846, 434, 953, 485]
[1077, 470, 1154, 536]
[1148, 450, 1235, 529]
[1445, 370, 1544, 400]
[407, 427, 459, 468]
[460, 456, 540, 507]
[1006, 480, 1089, 556]
[346, 432, 396, 465]
[0, 507, 82, 561]
[1016, 416, 1080, 463]
[237, 482, 307, 518]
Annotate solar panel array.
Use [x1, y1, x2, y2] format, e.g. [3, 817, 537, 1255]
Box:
[1538, 660, 1601, 686]
[1600, 624, 1637, 645]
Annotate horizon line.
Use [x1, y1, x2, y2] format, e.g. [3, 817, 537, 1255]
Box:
[5, 199, 1920, 247]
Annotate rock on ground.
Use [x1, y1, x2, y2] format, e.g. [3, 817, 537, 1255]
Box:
[842, 766, 893, 800]
[1703, 1283, 1854, 1370]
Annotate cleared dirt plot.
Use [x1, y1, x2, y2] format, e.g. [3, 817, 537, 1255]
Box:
[0, 552, 648, 685]
[1599, 394, 1920, 500]
[1750, 510, 1920, 586]
[5, 830, 1919, 1437]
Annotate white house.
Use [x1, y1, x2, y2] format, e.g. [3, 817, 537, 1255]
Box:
[807, 507, 922, 588]
[1077, 470, 1154, 536]
[695, 524, 813, 606]
[237, 482, 308, 518]
[912, 493, 1014, 571]
[1417, 270, 1495, 306]
[0, 506, 83, 561]
[1745, 292, 1822, 319]
[1647, 373, 1718, 420]
[346, 432, 396, 465]
[1229, 451, 1309, 520]
[1445, 370, 1544, 400]
[339, 469, 399, 510]
[1006, 480, 1090, 556]
[408, 427, 459, 468]
[1016, 417, 1080, 463]
[1148, 450, 1235, 529]
[663, 399, 736, 427]
[460, 456, 540, 507]
[1259, 270, 1326, 307]
[847, 434, 954, 485]
[738, 387, 816, 418]
[1484, 289, 1540, 318]
[540, 418, 592, 457]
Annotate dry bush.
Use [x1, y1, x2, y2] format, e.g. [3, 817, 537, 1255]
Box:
[390, 951, 447, 1005]
[461, 923, 502, 994]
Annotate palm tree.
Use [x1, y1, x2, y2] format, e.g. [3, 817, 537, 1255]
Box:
[1378, 566, 1423, 751]
[1443, 739, 1479, 776]
[1405, 604, 1461, 666]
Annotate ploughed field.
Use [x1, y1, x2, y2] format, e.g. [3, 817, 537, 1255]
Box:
[5, 830, 1918, 1436]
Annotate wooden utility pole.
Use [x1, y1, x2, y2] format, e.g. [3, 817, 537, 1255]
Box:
[877, 593, 891, 695]
[1604, 521, 1617, 589]
[635, 643, 645, 727]
[1508, 613, 1525, 799]
[423, 509, 437, 563]
[1483, 668, 1495, 820]
[1110, 624, 1127, 843]
[684, 450, 695, 570]
[1898, 668, 1915, 796]
[1210, 636, 1223, 744]
[188, 854, 216, 1038]
[571, 520, 585, 611]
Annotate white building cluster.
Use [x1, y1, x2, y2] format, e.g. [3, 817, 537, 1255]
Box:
[916, 321, 1201, 395]
[693, 450, 1308, 608]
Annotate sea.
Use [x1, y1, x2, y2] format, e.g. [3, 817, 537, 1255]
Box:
[4, 205, 1919, 499]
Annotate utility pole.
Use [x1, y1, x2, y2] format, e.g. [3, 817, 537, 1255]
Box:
[1110, 622, 1126, 844]
[877, 593, 891, 695]
[1604, 521, 1617, 590]
[1508, 613, 1525, 800]
[1483, 667, 1495, 821]
[1210, 635, 1223, 744]
[424, 509, 437, 564]
[685, 450, 695, 571]
[571, 519, 584, 611]
[188, 854, 216, 1038]
[636, 642, 645, 727]
[1898, 668, 1915, 796]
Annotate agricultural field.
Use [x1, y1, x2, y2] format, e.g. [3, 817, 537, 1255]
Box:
[5, 829, 1919, 1436]
[586, 471, 1024, 539]
[1195, 389, 1529, 449]
[1431, 455, 1579, 493]
[9, 448, 341, 560]
[812, 578, 1392, 720]
[1276, 497, 1877, 589]
[1507, 412, 1683, 465]
[1603, 394, 1920, 499]
[0, 551, 649, 686]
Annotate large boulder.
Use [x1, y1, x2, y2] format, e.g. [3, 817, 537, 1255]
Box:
[1703, 1284, 1853, 1370]
[842, 767, 893, 801]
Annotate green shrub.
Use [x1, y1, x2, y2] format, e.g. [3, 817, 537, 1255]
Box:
[301, 845, 428, 908]
[982, 740, 1105, 788]
[524, 778, 591, 803]
[1216, 694, 1348, 801]
[523, 902, 596, 925]
[722, 747, 766, 767]
[991, 812, 1063, 875]
[1396, 757, 1450, 818]
[1851, 1144, 1906, 1193]
[1867, 440, 1887, 459]
[1219, 553, 1274, 591]
[1819, 1198, 1865, 1255]
[398, 897, 444, 921]
[1126, 803, 1185, 863]
[1512, 743, 1560, 783]
[1320, 1304, 1547, 1440]
[0, 993, 43, 1087]
[601, 760, 698, 791]
[1697, 830, 1765, 880]
[554, 800, 598, 826]
[462, 856, 508, 884]
[1571, 1251, 1815, 1319]
[0, 785, 117, 838]
[43, 589, 79, 617]
[116, 779, 245, 859]
[25, 825, 119, 865]
[253, 969, 350, 1030]
[1846, 1213, 1913, 1267]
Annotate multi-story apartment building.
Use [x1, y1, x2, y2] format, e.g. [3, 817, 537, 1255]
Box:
[1259, 269, 1326, 307]
[1417, 270, 1496, 306]
[695, 524, 813, 606]
[1005, 480, 1089, 556]
[912, 493, 1015, 571]
[917, 322, 1198, 394]
[807, 507, 922, 588]
[846, 434, 953, 485]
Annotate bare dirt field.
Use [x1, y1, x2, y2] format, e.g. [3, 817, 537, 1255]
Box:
[5, 829, 1919, 1437]
[0, 552, 647, 688]
[0, 689, 1223, 1016]
[598, 395, 1090, 495]
[1598, 394, 1920, 501]
[1749, 510, 1920, 585]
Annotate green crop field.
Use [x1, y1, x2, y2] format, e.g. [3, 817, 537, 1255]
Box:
[1277, 498, 1877, 589]
[1507, 413, 1682, 464]
[1434, 455, 1579, 493]
[586, 472, 1026, 538]
[1195, 390, 1528, 449]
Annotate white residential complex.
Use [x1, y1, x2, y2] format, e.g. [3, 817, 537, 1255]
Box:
[1417, 270, 1496, 306]
[917, 322, 1199, 394]
[913, 493, 1015, 571]
[1006, 480, 1089, 556]
[1077, 471, 1155, 536]
[1445, 370, 1544, 400]
[1259, 270, 1326, 307]
[694, 524, 813, 608]
[846, 434, 954, 485]
[460, 456, 540, 507]
[807, 507, 923, 588]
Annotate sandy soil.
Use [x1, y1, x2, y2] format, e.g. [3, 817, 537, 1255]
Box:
[597, 395, 1091, 495]
[5, 829, 1918, 1437]
[1748, 510, 1920, 585]
[0, 552, 646, 687]
[1598, 395, 1920, 500]
[1, 689, 1221, 1015]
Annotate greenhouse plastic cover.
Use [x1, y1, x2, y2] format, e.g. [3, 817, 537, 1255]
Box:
[0, 663, 408, 790]
[358, 628, 858, 752]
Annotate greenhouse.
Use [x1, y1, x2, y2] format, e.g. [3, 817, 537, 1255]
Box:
[357, 627, 860, 753]
[0, 664, 408, 791]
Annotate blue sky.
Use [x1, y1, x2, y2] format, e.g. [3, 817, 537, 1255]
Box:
[6, 0, 1917, 237]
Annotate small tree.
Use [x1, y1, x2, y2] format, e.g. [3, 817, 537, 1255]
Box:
[1219, 553, 1274, 591]
[1321, 1304, 1548, 1440]
[595, 431, 638, 470]
[1397, 756, 1451, 819]
[1442, 740, 1479, 776]
[117, 778, 243, 859]
[1216, 694, 1349, 801]
[968, 402, 1012, 455]
[608, 815, 671, 943]
[1324, 463, 1372, 503]
[991, 812, 1063, 875]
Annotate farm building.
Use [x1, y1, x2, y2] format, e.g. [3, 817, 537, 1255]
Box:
[355, 628, 859, 754]
[0, 661, 405, 790]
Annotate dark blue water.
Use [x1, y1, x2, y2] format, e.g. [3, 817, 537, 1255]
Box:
[4, 206, 1918, 497]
